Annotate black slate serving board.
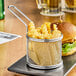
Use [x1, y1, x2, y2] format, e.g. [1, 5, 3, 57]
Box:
[8, 54, 76, 76]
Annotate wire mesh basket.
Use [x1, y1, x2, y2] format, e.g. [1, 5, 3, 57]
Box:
[8, 5, 63, 69]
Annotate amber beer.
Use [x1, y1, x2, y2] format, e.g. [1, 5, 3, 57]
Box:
[47, 0, 61, 8]
[65, 0, 76, 8]
[36, 0, 61, 14]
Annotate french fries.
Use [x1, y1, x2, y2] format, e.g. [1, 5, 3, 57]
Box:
[28, 22, 62, 66]
[28, 22, 61, 39]
[29, 41, 61, 66]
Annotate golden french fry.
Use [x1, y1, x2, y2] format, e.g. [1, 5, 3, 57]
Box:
[53, 24, 58, 30]
[29, 41, 40, 65]
[33, 42, 52, 66]
[52, 30, 61, 39]
[44, 22, 51, 34]
[28, 21, 35, 31]
[37, 33, 44, 39]
[55, 41, 62, 63]
[43, 34, 52, 39]
[41, 24, 48, 34]
[28, 29, 39, 38]
[49, 42, 60, 65]
[36, 27, 41, 33]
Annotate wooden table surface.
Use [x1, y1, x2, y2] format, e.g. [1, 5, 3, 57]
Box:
[0, 0, 76, 76]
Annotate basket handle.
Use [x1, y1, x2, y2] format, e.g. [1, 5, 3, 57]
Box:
[8, 5, 32, 31]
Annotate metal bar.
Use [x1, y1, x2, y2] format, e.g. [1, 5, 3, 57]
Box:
[8, 5, 31, 58]
[8, 5, 32, 29]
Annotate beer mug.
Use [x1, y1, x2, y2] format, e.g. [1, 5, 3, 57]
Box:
[36, 0, 62, 16]
[64, 0, 76, 12]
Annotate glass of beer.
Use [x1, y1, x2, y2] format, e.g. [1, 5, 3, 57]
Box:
[36, 0, 62, 16]
[64, 0, 76, 12]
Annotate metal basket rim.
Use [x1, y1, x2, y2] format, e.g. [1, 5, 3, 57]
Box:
[26, 34, 63, 42]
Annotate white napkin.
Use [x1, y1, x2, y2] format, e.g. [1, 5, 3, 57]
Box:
[0, 32, 21, 44]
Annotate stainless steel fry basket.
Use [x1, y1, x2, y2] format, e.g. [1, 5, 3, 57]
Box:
[8, 5, 63, 69]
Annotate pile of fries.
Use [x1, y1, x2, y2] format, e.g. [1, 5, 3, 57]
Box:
[28, 22, 61, 39]
[28, 22, 62, 66]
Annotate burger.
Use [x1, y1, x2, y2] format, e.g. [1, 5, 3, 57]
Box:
[52, 22, 76, 56]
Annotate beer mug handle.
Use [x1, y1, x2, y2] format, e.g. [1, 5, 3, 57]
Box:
[36, 0, 42, 9]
